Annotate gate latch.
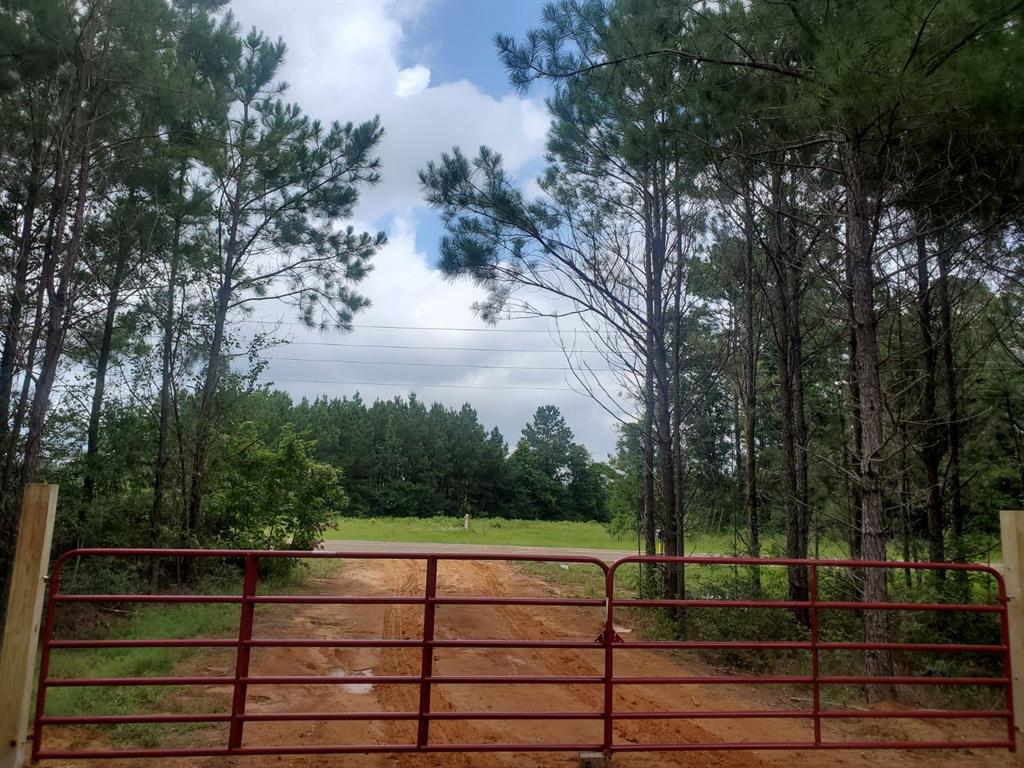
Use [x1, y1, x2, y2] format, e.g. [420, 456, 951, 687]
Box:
[595, 629, 624, 644]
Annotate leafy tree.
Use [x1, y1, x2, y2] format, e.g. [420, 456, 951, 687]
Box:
[508, 405, 608, 522]
[205, 424, 347, 551]
[185, 27, 386, 548]
[0, 0, 235, 607]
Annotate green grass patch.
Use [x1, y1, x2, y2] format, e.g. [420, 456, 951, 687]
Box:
[518, 557, 1006, 710]
[327, 515, 1003, 567]
[41, 602, 238, 746]
[44, 603, 239, 716]
[38, 560, 341, 747]
[326, 516, 635, 549]
[325, 515, 822, 554]
[519, 560, 614, 599]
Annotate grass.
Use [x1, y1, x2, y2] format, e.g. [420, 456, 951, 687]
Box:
[518, 556, 1006, 710]
[325, 516, 634, 549]
[40, 601, 239, 746]
[38, 559, 342, 747]
[324, 516, 1001, 567]
[325, 515, 832, 554]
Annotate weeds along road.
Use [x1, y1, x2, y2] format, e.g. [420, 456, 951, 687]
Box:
[45, 557, 1014, 768]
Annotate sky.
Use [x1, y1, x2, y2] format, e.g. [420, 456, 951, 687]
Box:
[227, 0, 627, 459]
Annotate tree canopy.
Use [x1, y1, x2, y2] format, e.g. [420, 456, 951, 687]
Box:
[1, 0, 1022, 638]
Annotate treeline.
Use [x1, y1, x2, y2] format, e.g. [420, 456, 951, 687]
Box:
[292, 397, 607, 523]
[0, 1, 385, 602]
[421, 0, 1024, 679]
[41, 389, 608, 557]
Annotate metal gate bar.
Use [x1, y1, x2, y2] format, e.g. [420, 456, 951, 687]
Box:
[32, 548, 1013, 760]
[607, 555, 1013, 752]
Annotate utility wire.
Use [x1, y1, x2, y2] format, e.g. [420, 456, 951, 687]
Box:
[264, 360, 614, 374]
[260, 377, 579, 393]
[238, 318, 603, 335]
[138, 332, 608, 355]
[287, 341, 608, 354]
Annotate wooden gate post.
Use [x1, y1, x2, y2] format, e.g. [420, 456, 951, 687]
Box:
[0, 484, 59, 768]
[1001, 509, 1024, 756]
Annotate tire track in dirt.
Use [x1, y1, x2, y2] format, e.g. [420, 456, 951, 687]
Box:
[40, 557, 1017, 768]
[453, 560, 729, 759]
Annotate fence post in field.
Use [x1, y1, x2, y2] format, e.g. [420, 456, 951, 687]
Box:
[0, 484, 59, 768]
[1000, 509, 1024, 756]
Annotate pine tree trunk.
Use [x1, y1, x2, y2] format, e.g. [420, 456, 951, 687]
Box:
[899, 418, 913, 589]
[82, 275, 122, 505]
[151, 234, 180, 590]
[768, 168, 808, 614]
[843, 139, 893, 696]
[0, 148, 41, 452]
[22, 129, 94, 487]
[649, 176, 678, 599]
[846, 321, 864, 561]
[672, 190, 685, 600]
[642, 371, 657, 562]
[1, 135, 74, 505]
[186, 278, 231, 563]
[915, 234, 944, 565]
[83, 226, 132, 510]
[1, 283, 45, 503]
[654, 347, 677, 591]
[642, 219, 657, 574]
[2, 122, 93, 622]
[0, 161, 41, 555]
[186, 146, 246, 573]
[936, 247, 964, 557]
[896, 304, 914, 587]
[788, 218, 810, 605]
[742, 186, 760, 593]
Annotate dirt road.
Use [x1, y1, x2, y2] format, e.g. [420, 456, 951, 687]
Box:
[46, 557, 1014, 768]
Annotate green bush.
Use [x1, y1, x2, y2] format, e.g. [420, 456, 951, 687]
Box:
[206, 425, 347, 553]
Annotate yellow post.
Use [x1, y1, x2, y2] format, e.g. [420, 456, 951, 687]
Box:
[1000, 509, 1024, 756]
[0, 484, 59, 768]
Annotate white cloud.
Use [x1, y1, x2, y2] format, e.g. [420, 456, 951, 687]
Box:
[395, 64, 431, 97]
[228, 0, 620, 456]
[257, 219, 621, 456]
[360, 217, 480, 327]
[230, 0, 550, 222]
[362, 81, 549, 220]
[233, 0, 427, 112]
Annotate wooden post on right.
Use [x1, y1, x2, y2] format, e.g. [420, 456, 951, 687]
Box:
[1000, 509, 1024, 756]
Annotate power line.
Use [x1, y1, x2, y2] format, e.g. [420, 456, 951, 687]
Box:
[138, 331, 608, 355]
[260, 377, 579, 393]
[238, 319, 602, 335]
[288, 341, 608, 354]
[264, 356, 619, 372]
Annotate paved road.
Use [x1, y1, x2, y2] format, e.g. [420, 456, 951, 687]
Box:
[320, 538, 640, 564]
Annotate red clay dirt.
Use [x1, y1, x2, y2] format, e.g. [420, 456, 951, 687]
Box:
[42, 557, 1016, 768]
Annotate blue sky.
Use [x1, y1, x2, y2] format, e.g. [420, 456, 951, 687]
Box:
[227, 0, 626, 458]
[403, 1, 549, 258]
[405, 0, 546, 99]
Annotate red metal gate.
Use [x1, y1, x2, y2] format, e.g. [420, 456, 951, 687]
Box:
[33, 548, 1014, 760]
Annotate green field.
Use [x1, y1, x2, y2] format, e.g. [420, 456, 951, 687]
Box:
[325, 516, 635, 549]
[323, 515, 824, 555]
[324, 516, 994, 563]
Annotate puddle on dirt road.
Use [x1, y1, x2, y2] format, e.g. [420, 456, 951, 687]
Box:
[328, 667, 375, 694]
